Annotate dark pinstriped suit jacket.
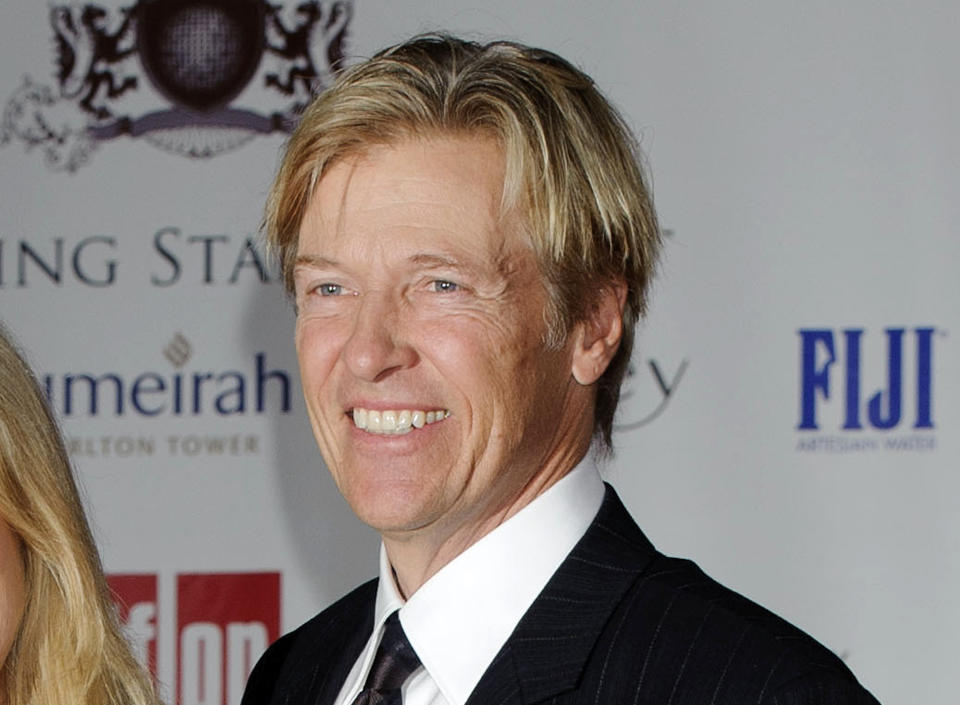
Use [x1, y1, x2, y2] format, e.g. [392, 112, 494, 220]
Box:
[241, 486, 881, 704]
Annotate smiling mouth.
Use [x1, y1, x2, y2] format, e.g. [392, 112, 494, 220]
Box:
[350, 407, 450, 435]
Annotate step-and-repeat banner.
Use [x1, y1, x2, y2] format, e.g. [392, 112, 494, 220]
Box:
[1, 2, 956, 703]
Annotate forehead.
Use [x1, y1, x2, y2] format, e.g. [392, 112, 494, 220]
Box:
[298, 135, 523, 263]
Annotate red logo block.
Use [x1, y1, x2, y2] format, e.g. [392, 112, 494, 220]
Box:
[109, 571, 280, 705]
[177, 573, 280, 705]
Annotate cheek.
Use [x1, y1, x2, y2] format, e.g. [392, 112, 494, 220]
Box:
[426, 316, 546, 420]
[0, 596, 24, 671]
[0, 534, 25, 669]
[295, 319, 341, 389]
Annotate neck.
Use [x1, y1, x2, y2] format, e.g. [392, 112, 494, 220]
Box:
[382, 435, 591, 598]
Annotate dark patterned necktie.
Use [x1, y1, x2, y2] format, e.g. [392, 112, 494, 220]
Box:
[352, 611, 422, 705]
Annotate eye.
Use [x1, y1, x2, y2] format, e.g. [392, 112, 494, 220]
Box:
[430, 279, 459, 293]
[316, 283, 343, 296]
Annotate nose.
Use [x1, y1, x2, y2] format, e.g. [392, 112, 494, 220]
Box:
[342, 292, 418, 382]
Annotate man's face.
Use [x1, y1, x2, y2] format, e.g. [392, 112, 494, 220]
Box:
[293, 135, 594, 547]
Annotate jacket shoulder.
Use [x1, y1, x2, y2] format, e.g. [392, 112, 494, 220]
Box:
[596, 551, 879, 704]
[241, 579, 377, 705]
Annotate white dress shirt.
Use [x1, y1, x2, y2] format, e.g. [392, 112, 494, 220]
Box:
[332, 458, 605, 705]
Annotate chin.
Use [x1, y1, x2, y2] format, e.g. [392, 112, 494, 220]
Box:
[341, 473, 439, 533]
[355, 503, 437, 535]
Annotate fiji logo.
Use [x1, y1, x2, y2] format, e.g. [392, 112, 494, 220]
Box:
[0, 0, 352, 171]
[797, 327, 938, 433]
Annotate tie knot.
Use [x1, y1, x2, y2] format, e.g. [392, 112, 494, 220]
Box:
[362, 611, 421, 694]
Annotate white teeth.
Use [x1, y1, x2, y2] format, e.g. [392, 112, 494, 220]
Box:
[351, 407, 448, 434]
[382, 410, 397, 431]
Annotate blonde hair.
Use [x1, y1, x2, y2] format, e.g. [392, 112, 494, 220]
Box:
[266, 34, 661, 447]
[0, 326, 160, 705]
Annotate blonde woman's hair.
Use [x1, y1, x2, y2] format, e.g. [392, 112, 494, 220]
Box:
[265, 34, 661, 448]
[0, 325, 160, 705]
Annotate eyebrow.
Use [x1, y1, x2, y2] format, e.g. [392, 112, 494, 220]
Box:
[294, 253, 466, 270]
[408, 253, 466, 269]
[294, 254, 340, 269]
[293, 251, 500, 278]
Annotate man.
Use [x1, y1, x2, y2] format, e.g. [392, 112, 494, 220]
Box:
[243, 34, 880, 705]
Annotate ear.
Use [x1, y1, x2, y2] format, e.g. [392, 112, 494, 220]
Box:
[570, 280, 627, 386]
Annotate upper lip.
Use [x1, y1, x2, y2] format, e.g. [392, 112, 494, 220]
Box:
[345, 401, 444, 412]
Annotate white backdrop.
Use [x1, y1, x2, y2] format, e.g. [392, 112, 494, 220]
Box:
[2, 2, 957, 704]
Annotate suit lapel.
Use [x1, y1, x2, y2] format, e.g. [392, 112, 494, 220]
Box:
[275, 580, 377, 705]
[309, 622, 370, 705]
[466, 485, 657, 705]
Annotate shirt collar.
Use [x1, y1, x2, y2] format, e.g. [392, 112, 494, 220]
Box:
[373, 456, 605, 705]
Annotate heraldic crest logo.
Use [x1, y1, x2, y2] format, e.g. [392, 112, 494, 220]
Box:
[0, 0, 352, 171]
